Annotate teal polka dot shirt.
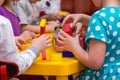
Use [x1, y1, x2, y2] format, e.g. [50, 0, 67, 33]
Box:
[78, 7, 120, 80]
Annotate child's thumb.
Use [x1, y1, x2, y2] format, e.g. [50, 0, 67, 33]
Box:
[75, 34, 80, 39]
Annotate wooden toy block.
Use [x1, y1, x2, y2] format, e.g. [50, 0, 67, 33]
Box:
[63, 23, 72, 36]
[40, 19, 46, 35]
[39, 19, 47, 60]
[59, 11, 67, 17]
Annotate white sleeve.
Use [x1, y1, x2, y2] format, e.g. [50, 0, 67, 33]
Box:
[15, 49, 37, 75]
[15, 1, 29, 24]
[0, 15, 39, 75]
[35, 1, 43, 13]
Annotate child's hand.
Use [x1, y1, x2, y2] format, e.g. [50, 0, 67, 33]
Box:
[62, 14, 85, 26]
[46, 21, 60, 32]
[74, 22, 83, 35]
[57, 30, 80, 52]
[62, 14, 90, 28]
[31, 34, 52, 51]
[15, 36, 27, 50]
[20, 31, 36, 41]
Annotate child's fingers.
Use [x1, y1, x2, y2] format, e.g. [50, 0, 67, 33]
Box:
[44, 35, 50, 39]
[59, 29, 71, 38]
[31, 32, 36, 39]
[39, 34, 48, 38]
[46, 44, 52, 48]
[61, 15, 72, 26]
[16, 41, 23, 50]
[76, 26, 82, 34]
[56, 38, 64, 45]
[58, 31, 66, 41]
[52, 16, 59, 20]
[46, 39, 52, 44]
[72, 19, 79, 27]
[75, 23, 83, 33]
[18, 37, 27, 44]
[53, 14, 61, 20]
[55, 20, 61, 24]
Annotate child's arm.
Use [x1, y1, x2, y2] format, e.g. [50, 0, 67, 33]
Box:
[0, 15, 52, 75]
[40, 13, 61, 21]
[62, 14, 91, 27]
[19, 31, 36, 41]
[57, 30, 106, 70]
[21, 21, 60, 33]
[20, 24, 40, 33]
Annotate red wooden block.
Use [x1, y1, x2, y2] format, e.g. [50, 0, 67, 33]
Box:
[63, 23, 72, 35]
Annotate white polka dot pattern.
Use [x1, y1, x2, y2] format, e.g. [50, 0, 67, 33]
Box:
[117, 22, 120, 28]
[110, 8, 115, 13]
[80, 7, 120, 80]
[118, 68, 120, 73]
[110, 16, 114, 22]
[102, 21, 107, 26]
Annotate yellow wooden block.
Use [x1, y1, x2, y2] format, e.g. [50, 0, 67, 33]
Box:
[60, 11, 67, 16]
[39, 19, 46, 27]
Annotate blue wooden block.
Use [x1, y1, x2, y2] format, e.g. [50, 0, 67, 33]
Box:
[59, 18, 64, 23]
[62, 51, 74, 57]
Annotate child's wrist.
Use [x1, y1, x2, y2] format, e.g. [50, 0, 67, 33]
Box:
[45, 27, 52, 32]
[28, 46, 40, 56]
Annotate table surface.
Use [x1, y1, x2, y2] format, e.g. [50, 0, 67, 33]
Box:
[22, 33, 85, 76]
